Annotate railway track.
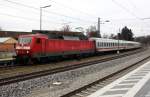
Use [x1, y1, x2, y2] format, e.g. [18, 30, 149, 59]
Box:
[0, 49, 145, 86]
[0, 49, 142, 66]
[61, 52, 150, 97]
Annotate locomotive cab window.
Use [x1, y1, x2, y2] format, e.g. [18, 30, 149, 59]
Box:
[36, 38, 41, 44]
[19, 37, 32, 44]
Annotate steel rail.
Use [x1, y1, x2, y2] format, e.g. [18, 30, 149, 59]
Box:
[61, 53, 150, 97]
[0, 49, 145, 86]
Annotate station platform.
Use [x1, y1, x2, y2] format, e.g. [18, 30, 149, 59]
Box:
[88, 60, 150, 97]
[0, 58, 14, 61]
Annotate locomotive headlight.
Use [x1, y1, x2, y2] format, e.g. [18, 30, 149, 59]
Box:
[27, 51, 29, 53]
[16, 46, 21, 49]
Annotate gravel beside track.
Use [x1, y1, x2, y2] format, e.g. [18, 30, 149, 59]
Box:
[0, 49, 143, 80]
[61, 52, 150, 97]
[0, 49, 150, 97]
[0, 49, 143, 88]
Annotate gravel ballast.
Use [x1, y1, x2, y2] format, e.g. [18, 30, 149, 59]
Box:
[0, 49, 150, 97]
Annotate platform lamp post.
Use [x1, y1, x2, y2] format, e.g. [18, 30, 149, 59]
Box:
[97, 17, 110, 38]
[40, 5, 51, 30]
[117, 32, 121, 54]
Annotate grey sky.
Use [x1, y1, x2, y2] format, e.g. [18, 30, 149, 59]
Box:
[0, 0, 150, 36]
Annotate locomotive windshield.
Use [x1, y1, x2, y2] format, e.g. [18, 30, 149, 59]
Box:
[19, 37, 32, 44]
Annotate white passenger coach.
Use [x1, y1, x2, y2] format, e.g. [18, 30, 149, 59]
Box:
[90, 38, 141, 52]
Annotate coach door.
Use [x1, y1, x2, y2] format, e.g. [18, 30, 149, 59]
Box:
[41, 38, 46, 55]
[36, 38, 45, 56]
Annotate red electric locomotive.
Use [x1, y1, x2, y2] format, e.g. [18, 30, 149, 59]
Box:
[15, 33, 95, 63]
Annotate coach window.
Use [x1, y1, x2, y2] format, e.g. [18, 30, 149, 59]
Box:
[36, 38, 41, 44]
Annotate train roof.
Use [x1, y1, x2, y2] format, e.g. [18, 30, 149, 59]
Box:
[90, 37, 140, 44]
[19, 33, 48, 38]
[0, 30, 88, 40]
[32, 30, 88, 40]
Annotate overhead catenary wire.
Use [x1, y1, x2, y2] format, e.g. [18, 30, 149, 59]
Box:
[0, 3, 63, 22]
[50, 0, 98, 18]
[112, 0, 141, 20]
[0, 12, 61, 24]
[0, 3, 93, 26]
[3, 1, 149, 24]
[2, 0, 95, 23]
[4, 0, 147, 25]
[127, 0, 144, 17]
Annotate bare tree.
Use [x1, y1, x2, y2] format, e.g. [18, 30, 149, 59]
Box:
[86, 25, 100, 37]
[135, 35, 150, 46]
[109, 33, 116, 39]
[61, 25, 71, 32]
[0, 27, 2, 31]
[102, 33, 109, 38]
